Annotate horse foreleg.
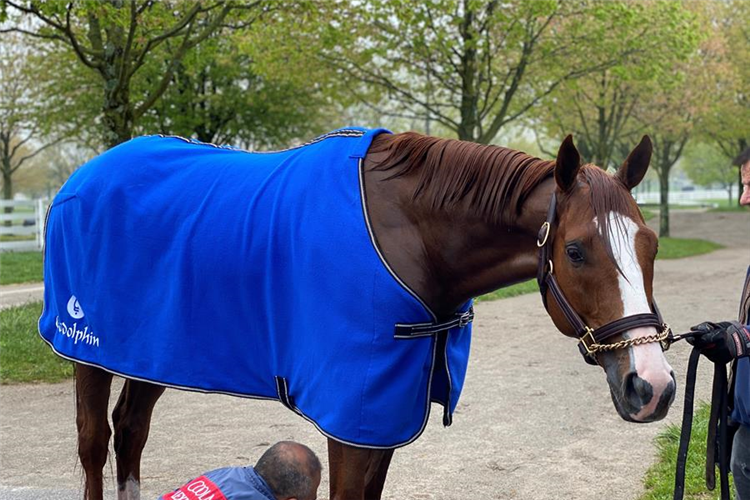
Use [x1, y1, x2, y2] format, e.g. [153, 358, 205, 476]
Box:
[327, 439, 395, 500]
[112, 379, 165, 500]
[75, 364, 113, 500]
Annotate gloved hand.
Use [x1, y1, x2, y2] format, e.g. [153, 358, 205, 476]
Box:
[686, 321, 750, 364]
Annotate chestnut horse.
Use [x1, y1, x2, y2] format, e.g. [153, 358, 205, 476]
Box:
[70, 132, 674, 499]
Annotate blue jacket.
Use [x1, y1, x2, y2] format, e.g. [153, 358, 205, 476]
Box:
[158, 466, 276, 500]
[731, 266, 750, 427]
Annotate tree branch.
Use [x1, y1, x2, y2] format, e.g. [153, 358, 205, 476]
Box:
[128, 2, 203, 79]
[11, 136, 67, 173]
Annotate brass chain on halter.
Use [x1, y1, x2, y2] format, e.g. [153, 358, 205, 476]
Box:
[578, 324, 673, 355]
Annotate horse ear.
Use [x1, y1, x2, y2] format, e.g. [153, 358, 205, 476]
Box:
[618, 135, 652, 190]
[555, 135, 581, 193]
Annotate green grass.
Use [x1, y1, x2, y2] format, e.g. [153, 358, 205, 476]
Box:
[696, 198, 748, 212]
[477, 279, 539, 302]
[640, 402, 732, 499]
[657, 238, 723, 260]
[639, 203, 701, 211]
[0, 234, 36, 242]
[640, 208, 656, 221]
[699, 198, 736, 207]
[0, 301, 72, 384]
[709, 205, 749, 213]
[0, 251, 43, 285]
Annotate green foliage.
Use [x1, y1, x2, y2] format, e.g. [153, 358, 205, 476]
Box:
[4, 0, 263, 147]
[137, 6, 337, 148]
[6, 1, 340, 151]
[641, 402, 733, 499]
[0, 301, 73, 384]
[683, 142, 738, 189]
[534, 0, 703, 168]
[695, 0, 750, 161]
[0, 251, 43, 285]
[320, 0, 701, 144]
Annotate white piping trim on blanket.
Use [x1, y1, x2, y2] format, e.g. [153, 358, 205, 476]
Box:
[36, 329, 443, 450]
[357, 158, 438, 322]
[155, 129, 366, 155]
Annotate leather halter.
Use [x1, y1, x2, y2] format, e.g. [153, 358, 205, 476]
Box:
[535, 192, 671, 365]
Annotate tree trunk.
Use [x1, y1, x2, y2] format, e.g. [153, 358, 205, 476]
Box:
[101, 79, 133, 148]
[2, 171, 11, 200]
[2, 167, 13, 226]
[96, 4, 133, 149]
[658, 166, 670, 237]
[457, 2, 478, 143]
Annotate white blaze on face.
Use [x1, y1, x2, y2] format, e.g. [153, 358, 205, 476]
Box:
[600, 212, 673, 420]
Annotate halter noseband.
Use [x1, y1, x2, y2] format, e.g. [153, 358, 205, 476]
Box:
[535, 192, 672, 365]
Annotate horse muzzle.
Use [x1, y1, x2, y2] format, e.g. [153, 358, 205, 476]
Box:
[607, 365, 676, 423]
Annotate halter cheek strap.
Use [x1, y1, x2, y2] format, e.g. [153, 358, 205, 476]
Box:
[535, 193, 672, 365]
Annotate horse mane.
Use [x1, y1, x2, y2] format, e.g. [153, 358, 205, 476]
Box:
[368, 132, 555, 225]
[368, 132, 645, 269]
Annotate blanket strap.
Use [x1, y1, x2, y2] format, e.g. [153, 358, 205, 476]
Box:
[393, 307, 474, 339]
[275, 376, 296, 411]
[393, 307, 474, 428]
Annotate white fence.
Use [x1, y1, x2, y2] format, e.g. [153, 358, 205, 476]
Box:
[0, 199, 49, 252]
[633, 188, 738, 206]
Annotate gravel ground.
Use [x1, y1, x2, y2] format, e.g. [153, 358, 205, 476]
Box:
[0, 210, 747, 500]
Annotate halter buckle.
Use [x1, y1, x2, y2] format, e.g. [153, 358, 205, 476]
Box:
[537, 222, 551, 247]
[659, 323, 674, 351]
[579, 326, 597, 355]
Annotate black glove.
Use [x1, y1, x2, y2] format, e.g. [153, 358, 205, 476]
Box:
[686, 321, 750, 364]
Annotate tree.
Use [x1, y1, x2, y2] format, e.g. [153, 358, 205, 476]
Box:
[533, 1, 701, 169]
[1, 0, 264, 148]
[683, 142, 738, 204]
[693, 0, 750, 203]
[318, 0, 697, 144]
[0, 32, 68, 208]
[137, 11, 337, 149]
[625, 5, 721, 237]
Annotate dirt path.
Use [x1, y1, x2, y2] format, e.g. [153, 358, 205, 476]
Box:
[1, 211, 747, 499]
[0, 282, 44, 311]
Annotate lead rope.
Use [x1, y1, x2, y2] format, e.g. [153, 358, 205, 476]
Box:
[673, 347, 701, 500]
[672, 342, 730, 500]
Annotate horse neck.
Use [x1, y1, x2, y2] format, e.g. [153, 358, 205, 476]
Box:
[362, 152, 555, 318]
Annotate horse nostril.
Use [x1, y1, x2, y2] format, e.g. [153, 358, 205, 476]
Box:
[624, 372, 654, 409]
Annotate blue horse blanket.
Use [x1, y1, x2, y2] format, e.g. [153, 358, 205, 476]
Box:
[38, 127, 472, 448]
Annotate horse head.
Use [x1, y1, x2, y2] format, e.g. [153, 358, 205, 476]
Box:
[544, 135, 675, 422]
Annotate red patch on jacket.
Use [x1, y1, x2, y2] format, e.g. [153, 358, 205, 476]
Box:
[163, 475, 228, 500]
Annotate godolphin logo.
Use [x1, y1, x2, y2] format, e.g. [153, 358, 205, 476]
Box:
[67, 295, 84, 319]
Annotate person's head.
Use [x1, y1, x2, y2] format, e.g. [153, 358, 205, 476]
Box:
[741, 160, 750, 207]
[254, 441, 322, 500]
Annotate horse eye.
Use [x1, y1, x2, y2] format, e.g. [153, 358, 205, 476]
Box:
[566, 245, 584, 263]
